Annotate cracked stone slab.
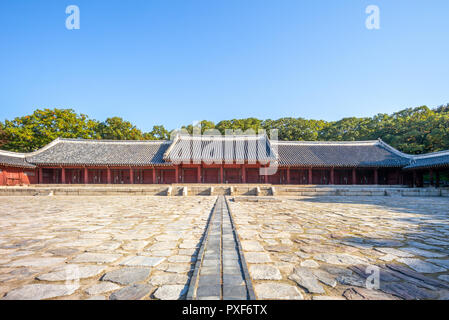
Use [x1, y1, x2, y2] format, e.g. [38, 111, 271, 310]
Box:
[3, 284, 79, 300]
[397, 258, 446, 273]
[72, 253, 122, 264]
[343, 287, 399, 300]
[149, 273, 189, 285]
[313, 253, 367, 265]
[120, 256, 165, 267]
[375, 247, 414, 258]
[426, 259, 449, 269]
[401, 247, 445, 258]
[244, 252, 272, 263]
[85, 282, 121, 295]
[254, 283, 303, 300]
[101, 267, 151, 285]
[300, 260, 319, 268]
[249, 265, 282, 280]
[109, 284, 153, 300]
[289, 267, 325, 294]
[153, 285, 188, 300]
[37, 265, 105, 281]
[6, 257, 66, 267]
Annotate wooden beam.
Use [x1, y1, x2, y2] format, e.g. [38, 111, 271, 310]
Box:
[286, 168, 291, 185]
[330, 168, 334, 185]
[220, 166, 224, 184]
[84, 167, 88, 184]
[107, 167, 112, 184]
[242, 165, 246, 184]
[130, 168, 134, 184]
[374, 168, 379, 185]
[175, 166, 179, 184]
[197, 166, 201, 183]
[352, 168, 357, 185]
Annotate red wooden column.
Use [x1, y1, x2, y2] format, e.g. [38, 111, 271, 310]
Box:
[129, 168, 134, 184]
[330, 168, 334, 185]
[374, 168, 379, 185]
[197, 165, 201, 183]
[220, 166, 224, 184]
[242, 165, 246, 184]
[429, 169, 434, 186]
[175, 166, 179, 183]
[413, 171, 417, 187]
[84, 167, 89, 184]
[61, 168, 66, 184]
[352, 168, 357, 185]
[39, 168, 43, 184]
[152, 167, 157, 184]
[436, 170, 440, 188]
[308, 168, 313, 184]
[107, 168, 112, 184]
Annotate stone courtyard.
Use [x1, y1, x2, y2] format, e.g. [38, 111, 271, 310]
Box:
[0, 195, 448, 300]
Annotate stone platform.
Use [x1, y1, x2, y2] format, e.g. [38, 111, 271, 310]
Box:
[1, 184, 448, 197]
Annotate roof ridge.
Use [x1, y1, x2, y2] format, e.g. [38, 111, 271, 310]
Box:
[271, 140, 379, 145]
[57, 138, 170, 143]
[0, 149, 27, 158]
[411, 149, 449, 160]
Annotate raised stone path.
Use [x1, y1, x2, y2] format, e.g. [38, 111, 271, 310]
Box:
[187, 196, 255, 300]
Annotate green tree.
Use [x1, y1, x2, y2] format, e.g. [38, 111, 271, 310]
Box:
[147, 125, 170, 140]
[0, 122, 8, 148]
[97, 117, 144, 140]
[2, 108, 99, 152]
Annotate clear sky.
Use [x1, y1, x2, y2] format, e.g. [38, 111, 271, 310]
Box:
[0, 0, 448, 132]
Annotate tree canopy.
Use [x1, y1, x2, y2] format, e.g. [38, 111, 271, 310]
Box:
[1, 104, 448, 154]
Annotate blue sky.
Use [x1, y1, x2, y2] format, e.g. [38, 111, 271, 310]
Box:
[0, 0, 448, 132]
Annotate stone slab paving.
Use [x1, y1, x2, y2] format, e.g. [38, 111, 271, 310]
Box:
[228, 196, 449, 300]
[0, 196, 215, 300]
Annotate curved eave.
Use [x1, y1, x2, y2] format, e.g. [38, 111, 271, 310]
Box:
[0, 162, 36, 169]
[403, 163, 449, 170]
[31, 162, 172, 167]
[278, 163, 406, 168]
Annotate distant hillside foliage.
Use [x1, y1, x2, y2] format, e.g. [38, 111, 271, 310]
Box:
[1, 104, 448, 154]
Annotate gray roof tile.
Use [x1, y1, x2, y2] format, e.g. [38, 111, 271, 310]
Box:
[164, 134, 277, 163]
[404, 152, 449, 170]
[271, 141, 410, 167]
[0, 151, 35, 168]
[25, 138, 171, 166]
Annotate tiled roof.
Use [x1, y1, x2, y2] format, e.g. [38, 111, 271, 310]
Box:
[0, 150, 35, 168]
[4, 136, 449, 170]
[404, 151, 449, 170]
[25, 138, 171, 166]
[164, 134, 277, 164]
[271, 140, 411, 167]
